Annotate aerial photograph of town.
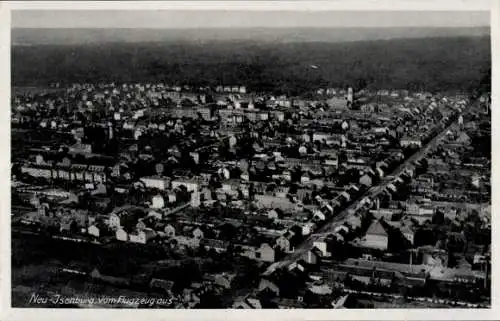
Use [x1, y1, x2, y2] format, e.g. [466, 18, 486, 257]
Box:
[9, 7, 491, 309]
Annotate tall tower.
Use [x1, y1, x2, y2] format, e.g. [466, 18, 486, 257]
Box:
[458, 115, 464, 129]
[107, 122, 114, 140]
[347, 87, 354, 106]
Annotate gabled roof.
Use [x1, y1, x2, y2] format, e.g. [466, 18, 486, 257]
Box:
[366, 220, 388, 237]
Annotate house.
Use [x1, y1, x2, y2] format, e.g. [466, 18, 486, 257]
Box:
[240, 243, 275, 262]
[258, 278, 280, 297]
[302, 247, 323, 265]
[301, 222, 316, 236]
[149, 278, 174, 295]
[164, 224, 176, 237]
[87, 225, 100, 237]
[275, 231, 296, 253]
[59, 218, 76, 233]
[180, 287, 202, 308]
[301, 173, 311, 184]
[172, 178, 202, 207]
[151, 194, 165, 209]
[312, 236, 332, 257]
[282, 170, 292, 181]
[116, 228, 128, 242]
[308, 282, 333, 296]
[288, 260, 308, 275]
[400, 225, 415, 245]
[129, 228, 156, 244]
[256, 243, 275, 262]
[473, 254, 487, 265]
[362, 220, 389, 251]
[268, 208, 284, 220]
[359, 174, 373, 187]
[192, 227, 204, 240]
[232, 297, 263, 309]
[146, 210, 162, 220]
[214, 273, 237, 290]
[136, 219, 147, 231]
[332, 294, 351, 308]
[313, 210, 326, 222]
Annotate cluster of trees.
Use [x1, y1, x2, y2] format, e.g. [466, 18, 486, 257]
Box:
[13, 36, 490, 95]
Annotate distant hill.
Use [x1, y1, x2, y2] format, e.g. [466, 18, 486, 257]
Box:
[11, 35, 491, 94]
[11, 27, 490, 45]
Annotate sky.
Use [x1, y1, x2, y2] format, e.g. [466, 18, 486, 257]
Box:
[11, 10, 490, 29]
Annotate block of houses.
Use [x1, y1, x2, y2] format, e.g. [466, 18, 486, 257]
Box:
[254, 194, 296, 211]
[140, 176, 170, 191]
[369, 208, 402, 220]
[202, 238, 229, 253]
[174, 235, 201, 249]
[400, 136, 422, 148]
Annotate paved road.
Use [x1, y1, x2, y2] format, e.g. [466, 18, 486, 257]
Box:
[262, 119, 460, 276]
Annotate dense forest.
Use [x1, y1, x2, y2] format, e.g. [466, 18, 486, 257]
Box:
[12, 36, 490, 94]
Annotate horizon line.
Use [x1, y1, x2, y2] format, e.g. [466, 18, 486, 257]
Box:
[12, 25, 491, 30]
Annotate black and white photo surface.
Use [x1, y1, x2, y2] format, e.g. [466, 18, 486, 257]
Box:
[5, 0, 493, 314]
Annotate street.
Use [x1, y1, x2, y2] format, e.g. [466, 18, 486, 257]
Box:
[263, 118, 460, 276]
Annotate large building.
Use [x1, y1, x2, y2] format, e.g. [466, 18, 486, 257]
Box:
[362, 220, 389, 251]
